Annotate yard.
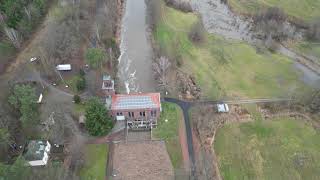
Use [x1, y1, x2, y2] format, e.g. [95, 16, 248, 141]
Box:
[152, 102, 183, 169]
[291, 41, 320, 63]
[155, 6, 307, 99]
[226, 0, 320, 22]
[215, 117, 320, 180]
[79, 144, 108, 180]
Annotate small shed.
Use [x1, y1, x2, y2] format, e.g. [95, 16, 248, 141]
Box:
[217, 104, 229, 113]
[56, 64, 71, 71]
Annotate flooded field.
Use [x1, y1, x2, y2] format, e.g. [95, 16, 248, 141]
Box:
[117, 0, 156, 93]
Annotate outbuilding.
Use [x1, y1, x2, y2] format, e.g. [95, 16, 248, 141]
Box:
[23, 140, 51, 166]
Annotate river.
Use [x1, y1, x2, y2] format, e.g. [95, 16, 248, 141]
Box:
[191, 0, 320, 88]
[117, 0, 156, 94]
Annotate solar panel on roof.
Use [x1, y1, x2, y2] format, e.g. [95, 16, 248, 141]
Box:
[114, 95, 158, 110]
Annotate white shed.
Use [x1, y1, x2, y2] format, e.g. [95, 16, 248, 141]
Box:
[56, 64, 71, 71]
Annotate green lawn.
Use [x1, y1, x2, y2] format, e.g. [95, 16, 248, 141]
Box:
[0, 41, 15, 62]
[155, 6, 307, 99]
[227, 0, 320, 22]
[79, 144, 108, 180]
[152, 102, 183, 169]
[215, 117, 320, 180]
[292, 41, 320, 63]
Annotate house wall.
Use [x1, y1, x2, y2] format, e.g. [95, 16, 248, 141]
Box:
[111, 108, 160, 120]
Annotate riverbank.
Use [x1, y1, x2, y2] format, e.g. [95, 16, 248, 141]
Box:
[153, 4, 309, 99]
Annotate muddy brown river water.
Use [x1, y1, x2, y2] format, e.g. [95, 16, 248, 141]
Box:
[117, 0, 156, 93]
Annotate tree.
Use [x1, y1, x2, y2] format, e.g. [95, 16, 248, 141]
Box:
[153, 56, 171, 89]
[85, 48, 106, 69]
[189, 20, 206, 43]
[0, 156, 31, 180]
[73, 95, 81, 104]
[85, 98, 113, 136]
[8, 84, 39, 128]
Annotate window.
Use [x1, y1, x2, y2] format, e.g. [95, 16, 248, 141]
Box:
[132, 112, 135, 117]
[140, 112, 142, 116]
[129, 112, 131, 117]
[117, 112, 123, 116]
[151, 110, 157, 117]
[143, 112, 146, 117]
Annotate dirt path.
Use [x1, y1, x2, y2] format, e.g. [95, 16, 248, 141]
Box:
[178, 109, 191, 171]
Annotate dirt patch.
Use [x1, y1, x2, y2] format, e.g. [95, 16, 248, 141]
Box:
[178, 113, 190, 171]
[112, 141, 174, 180]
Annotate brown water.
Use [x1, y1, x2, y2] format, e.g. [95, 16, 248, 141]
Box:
[117, 0, 156, 93]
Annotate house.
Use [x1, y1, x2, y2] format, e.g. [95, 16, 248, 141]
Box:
[111, 93, 161, 130]
[23, 140, 51, 166]
[56, 64, 71, 71]
[101, 75, 115, 96]
[217, 103, 229, 113]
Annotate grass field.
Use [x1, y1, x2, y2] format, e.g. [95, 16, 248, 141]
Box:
[227, 0, 320, 22]
[155, 6, 306, 99]
[292, 41, 320, 63]
[215, 116, 320, 180]
[152, 102, 183, 169]
[79, 144, 108, 180]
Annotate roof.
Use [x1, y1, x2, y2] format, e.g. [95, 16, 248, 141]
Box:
[111, 93, 161, 111]
[23, 140, 49, 161]
[102, 75, 114, 90]
[217, 104, 229, 112]
[103, 75, 111, 81]
[56, 64, 71, 71]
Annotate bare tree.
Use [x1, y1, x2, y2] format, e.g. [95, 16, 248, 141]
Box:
[153, 56, 171, 89]
[4, 27, 21, 48]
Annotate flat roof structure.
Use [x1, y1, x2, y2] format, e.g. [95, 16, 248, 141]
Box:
[111, 93, 161, 111]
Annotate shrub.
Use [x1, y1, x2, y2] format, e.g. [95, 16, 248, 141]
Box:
[85, 48, 106, 69]
[76, 76, 86, 92]
[189, 20, 206, 43]
[73, 95, 81, 104]
[164, 0, 193, 13]
[306, 20, 320, 41]
[253, 7, 288, 42]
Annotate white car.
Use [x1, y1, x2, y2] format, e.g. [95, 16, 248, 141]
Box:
[30, 57, 38, 62]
